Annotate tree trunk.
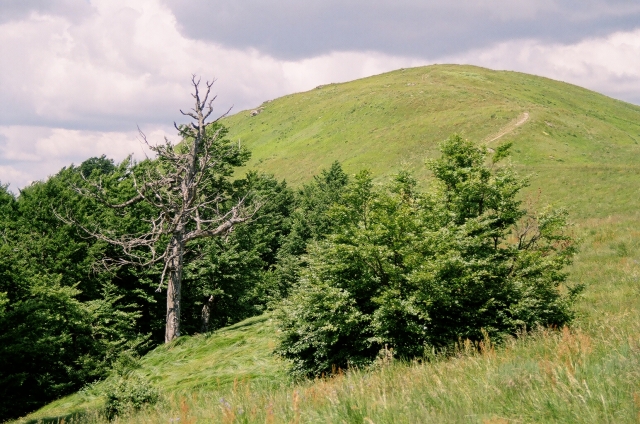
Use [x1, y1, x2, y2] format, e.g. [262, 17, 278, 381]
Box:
[165, 234, 184, 343]
[200, 295, 215, 333]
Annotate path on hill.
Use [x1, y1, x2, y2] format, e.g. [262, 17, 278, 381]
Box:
[486, 112, 530, 143]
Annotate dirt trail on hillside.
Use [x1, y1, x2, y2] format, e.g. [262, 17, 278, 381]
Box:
[486, 112, 529, 143]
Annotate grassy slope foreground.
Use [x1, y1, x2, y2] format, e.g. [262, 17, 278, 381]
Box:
[21, 315, 287, 422]
[20, 65, 640, 423]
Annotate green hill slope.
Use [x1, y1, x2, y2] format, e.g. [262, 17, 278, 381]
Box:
[19, 315, 287, 423]
[226, 64, 640, 188]
[19, 65, 640, 423]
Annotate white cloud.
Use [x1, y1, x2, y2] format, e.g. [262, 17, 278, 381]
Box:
[0, 125, 163, 190]
[0, 166, 32, 190]
[0, 0, 425, 128]
[0, 0, 427, 190]
[451, 29, 640, 104]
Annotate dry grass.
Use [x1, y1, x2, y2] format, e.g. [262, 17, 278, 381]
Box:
[59, 321, 639, 423]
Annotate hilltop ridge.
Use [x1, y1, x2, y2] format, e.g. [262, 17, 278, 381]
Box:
[224, 64, 640, 189]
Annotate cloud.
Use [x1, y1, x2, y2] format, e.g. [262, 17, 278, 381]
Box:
[0, 0, 93, 24]
[0, 125, 161, 190]
[0, 1, 201, 131]
[0, 0, 424, 132]
[451, 28, 640, 104]
[0, 1, 248, 131]
[161, 0, 640, 59]
[0, 0, 429, 190]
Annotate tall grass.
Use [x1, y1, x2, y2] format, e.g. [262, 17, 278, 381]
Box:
[41, 326, 640, 423]
[23, 214, 640, 423]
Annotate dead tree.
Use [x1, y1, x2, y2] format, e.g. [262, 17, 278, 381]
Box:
[71, 77, 260, 343]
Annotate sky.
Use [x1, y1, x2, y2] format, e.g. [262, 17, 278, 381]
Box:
[1, 0, 639, 191]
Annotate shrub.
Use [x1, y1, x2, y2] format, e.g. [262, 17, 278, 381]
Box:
[103, 373, 159, 420]
[277, 135, 581, 377]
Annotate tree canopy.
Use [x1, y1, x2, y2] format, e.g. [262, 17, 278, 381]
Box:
[276, 135, 580, 377]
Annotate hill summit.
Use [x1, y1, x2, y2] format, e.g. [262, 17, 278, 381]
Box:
[225, 64, 640, 188]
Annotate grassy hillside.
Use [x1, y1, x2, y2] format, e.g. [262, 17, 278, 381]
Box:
[226, 64, 640, 189]
[19, 315, 287, 423]
[19, 65, 640, 423]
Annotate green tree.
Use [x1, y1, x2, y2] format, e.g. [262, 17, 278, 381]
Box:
[181, 172, 295, 334]
[269, 161, 350, 297]
[277, 135, 580, 377]
[0, 178, 146, 420]
[0, 156, 292, 420]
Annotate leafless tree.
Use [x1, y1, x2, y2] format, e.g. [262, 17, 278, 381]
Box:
[70, 77, 260, 342]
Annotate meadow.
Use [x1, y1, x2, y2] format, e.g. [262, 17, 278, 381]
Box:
[18, 65, 640, 423]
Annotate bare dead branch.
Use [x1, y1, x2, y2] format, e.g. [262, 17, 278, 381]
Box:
[66, 76, 261, 343]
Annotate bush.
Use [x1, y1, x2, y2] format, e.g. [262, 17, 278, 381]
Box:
[103, 373, 159, 420]
[277, 135, 581, 377]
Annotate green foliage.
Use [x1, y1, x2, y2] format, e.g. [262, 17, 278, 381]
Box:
[99, 352, 159, 420]
[0, 164, 152, 421]
[276, 277, 373, 377]
[0, 272, 143, 420]
[73, 123, 295, 340]
[0, 143, 293, 421]
[492, 141, 513, 163]
[277, 135, 579, 377]
[277, 161, 349, 257]
[268, 162, 350, 299]
[103, 374, 159, 420]
[181, 172, 295, 333]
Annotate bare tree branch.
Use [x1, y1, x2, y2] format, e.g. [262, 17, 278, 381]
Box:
[68, 76, 261, 343]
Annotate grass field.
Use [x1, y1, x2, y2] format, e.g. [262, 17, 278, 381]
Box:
[18, 65, 640, 423]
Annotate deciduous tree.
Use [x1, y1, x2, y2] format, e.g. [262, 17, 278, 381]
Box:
[277, 135, 581, 377]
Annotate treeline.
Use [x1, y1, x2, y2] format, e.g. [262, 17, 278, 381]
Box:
[0, 133, 580, 420]
[0, 151, 294, 419]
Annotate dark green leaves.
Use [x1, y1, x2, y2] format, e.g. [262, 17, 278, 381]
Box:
[277, 135, 578, 377]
